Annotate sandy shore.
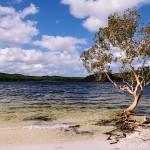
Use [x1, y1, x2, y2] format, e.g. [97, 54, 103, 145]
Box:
[0, 136, 112, 150]
[114, 127, 150, 150]
[0, 124, 150, 150]
[0, 125, 112, 150]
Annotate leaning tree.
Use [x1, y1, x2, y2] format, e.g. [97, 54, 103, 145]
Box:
[81, 9, 150, 115]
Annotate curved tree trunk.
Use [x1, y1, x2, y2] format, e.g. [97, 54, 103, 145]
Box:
[124, 91, 143, 114]
[124, 96, 140, 112]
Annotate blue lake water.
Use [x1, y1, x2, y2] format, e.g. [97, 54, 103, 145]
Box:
[0, 82, 150, 124]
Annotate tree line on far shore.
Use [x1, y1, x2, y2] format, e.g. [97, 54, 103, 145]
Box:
[0, 70, 149, 82]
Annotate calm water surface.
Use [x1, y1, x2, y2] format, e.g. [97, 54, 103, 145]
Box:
[0, 82, 150, 125]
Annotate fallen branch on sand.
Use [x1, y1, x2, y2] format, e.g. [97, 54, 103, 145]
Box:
[105, 115, 150, 145]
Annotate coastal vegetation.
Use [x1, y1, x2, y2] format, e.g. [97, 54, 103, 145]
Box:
[0, 71, 149, 82]
[0, 72, 84, 82]
[81, 9, 150, 115]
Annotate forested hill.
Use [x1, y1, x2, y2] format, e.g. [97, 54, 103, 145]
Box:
[0, 72, 121, 82]
[0, 72, 149, 82]
[0, 73, 84, 82]
[0, 73, 120, 82]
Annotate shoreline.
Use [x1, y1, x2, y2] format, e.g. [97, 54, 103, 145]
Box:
[0, 121, 150, 150]
[0, 123, 114, 143]
[0, 124, 112, 150]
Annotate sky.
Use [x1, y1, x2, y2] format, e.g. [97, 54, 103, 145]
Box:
[0, 0, 150, 77]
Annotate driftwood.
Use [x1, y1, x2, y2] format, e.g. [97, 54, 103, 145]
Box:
[103, 115, 150, 144]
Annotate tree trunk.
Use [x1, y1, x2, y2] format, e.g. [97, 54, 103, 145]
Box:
[124, 96, 140, 113]
[123, 91, 143, 116]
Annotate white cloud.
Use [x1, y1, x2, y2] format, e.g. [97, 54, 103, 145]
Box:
[33, 35, 86, 51]
[83, 17, 107, 32]
[0, 4, 88, 76]
[13, 0, 23, 4]
[0, 5, 15, 15]
[20, 3, 38, 18]
[0, 4, 39, 46]
[0, 36, 87, 76]
[7, 0, 24, 4]
[61, 0, 150, 32]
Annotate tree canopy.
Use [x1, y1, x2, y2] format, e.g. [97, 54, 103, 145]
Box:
[81, 9, 150, 114]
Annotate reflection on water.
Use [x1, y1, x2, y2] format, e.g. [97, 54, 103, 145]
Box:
[0, 82, 150, 124]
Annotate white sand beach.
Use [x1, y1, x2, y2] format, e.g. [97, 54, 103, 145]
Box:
[0, 125, 111, 150]
[0, 124, 150, 150]
[0, 136, 112, 150]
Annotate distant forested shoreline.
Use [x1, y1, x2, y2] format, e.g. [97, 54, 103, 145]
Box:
[0, 72, 149, 82]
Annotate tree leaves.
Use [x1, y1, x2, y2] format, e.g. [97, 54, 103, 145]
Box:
[81, 9, 150, 76]
[81, 8, 150, 100]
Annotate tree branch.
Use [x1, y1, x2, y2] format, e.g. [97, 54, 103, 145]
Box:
[120, 85, 135, 95]
[122, 78, 134, 92]
[105, 72, 135, 95]
[105, 72, 121, 91]
[129, 62, 143, 90]
[146, 81, 150, 86]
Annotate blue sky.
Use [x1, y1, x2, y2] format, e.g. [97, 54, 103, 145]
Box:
[0, 0, 150, 76]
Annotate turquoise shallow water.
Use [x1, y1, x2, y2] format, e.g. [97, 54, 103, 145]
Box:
[0, 82, 150, 125]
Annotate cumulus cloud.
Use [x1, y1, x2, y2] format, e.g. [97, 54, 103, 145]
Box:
[0, 5, 15, 15]
[0, 36, 87, 76]
[33, 35, 86, 51]
[61, 0, 150, 32]
[33, 35, 87, 76]
[0, 4, 88, 76]
[0, 4, 39, 46]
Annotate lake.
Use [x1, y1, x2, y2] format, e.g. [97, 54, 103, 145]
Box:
[0, 82, 150, 127]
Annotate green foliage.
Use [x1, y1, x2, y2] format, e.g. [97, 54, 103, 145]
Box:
[0, 73, 84, 82]
[0, 72, 149, 83]
[83, 73, 108, 82]
[81, 9, 150, 78]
